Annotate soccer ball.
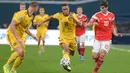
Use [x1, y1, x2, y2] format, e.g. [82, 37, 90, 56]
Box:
[60, 58, 70, 66]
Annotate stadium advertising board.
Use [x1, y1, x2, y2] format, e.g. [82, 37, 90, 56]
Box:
[0, 29, 94, 46]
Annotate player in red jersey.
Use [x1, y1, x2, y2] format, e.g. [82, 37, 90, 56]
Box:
[85, 0, 122, 73]
[76, 7, 87, 61]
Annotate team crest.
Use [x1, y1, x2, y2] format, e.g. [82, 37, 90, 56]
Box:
[18, 16, 23, 20]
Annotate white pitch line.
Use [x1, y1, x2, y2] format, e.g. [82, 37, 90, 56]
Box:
[111, 47, 130, 52]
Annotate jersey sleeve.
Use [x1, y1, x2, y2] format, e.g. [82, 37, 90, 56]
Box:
[90, 13, 98, 22]
[12, 12, 24, 24]
[111, 14, 115, 24]
[53, 13, 60, 19]
[73, 13, 78, 21]
[83, 15, 87, 22]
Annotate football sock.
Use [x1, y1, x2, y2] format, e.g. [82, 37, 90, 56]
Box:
[63, 52, 70, 60]
[38, 41, 41, 52]
[12, 57, 22, 70]
[80, 48, 85, 56]
[42, 40, 45, 48]
[94, 57, 104, 72]
[7, 52, 20, 65]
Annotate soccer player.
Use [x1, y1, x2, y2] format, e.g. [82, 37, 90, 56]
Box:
[3, 2, 39, 73]
[76, 7, 87, 61]
[37, 4, 81, 72]
[85, 1, 122, 73]
[19, 3, 28, 44]
[20, 3, 26, 11]
[33, 7, 49, 54]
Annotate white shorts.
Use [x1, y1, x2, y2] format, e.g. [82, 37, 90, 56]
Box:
[92, 39, 112, 53]
[76, 34, 85, 46]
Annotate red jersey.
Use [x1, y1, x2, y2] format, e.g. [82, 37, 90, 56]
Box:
[90, 11, 115, 41]
[76, 14, 87, 36]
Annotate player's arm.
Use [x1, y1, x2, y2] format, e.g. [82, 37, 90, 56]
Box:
[70, 13, 81, 26]
[37, 13, 60, 27]
[45, 15, 50, 26]
[85, 15, 98, 28]
[112, 22, 122, 37]
[37, 16, 53, 27]
[26, 23, 38, 41]
[10, 20, 20, 40]
[10, 12, 24, 47]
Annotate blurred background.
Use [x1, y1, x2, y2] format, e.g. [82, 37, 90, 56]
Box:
[0, 1, 130, 73]
[0, 0, 129, 45]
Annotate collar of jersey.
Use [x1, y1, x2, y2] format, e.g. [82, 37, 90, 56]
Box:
[27, 10, 31, 17]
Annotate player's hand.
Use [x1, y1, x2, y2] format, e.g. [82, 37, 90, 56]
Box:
[115, 33, 123, 37]
[32, 36, 39, 41]
[93, 22, 98, 25]
[37, 22, 42, 27]
[17, 38, 24, 48]
[69, 14, 74, 20]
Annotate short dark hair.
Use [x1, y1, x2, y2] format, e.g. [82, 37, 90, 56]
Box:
[100, 0, 108, 7]
[62, 3, 68, 7]
[30, 2, 39, 7]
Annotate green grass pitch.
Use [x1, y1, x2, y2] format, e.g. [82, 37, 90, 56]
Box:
[0, 45, 130, 73]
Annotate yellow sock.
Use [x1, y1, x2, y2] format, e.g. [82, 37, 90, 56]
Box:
[12, 57, 22, 70]
[63, 52, 70, 60]
[7, 52, 20, 65]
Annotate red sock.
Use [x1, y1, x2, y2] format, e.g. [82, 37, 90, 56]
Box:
[94, 57, 98, 64]
[93, 57, 104, 72]
[80, 48, 85, 56]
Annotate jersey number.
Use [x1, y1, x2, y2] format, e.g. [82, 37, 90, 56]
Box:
[104, 21, 109, 26]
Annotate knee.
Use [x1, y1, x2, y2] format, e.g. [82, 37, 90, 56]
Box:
[21, 52, 25, 60]
[80, 42, 85, 48]
[92, 53, 98, 60]
[99, 52, 106, 59]
[62, 43, 69, 52]
[15, 48, 24, 57]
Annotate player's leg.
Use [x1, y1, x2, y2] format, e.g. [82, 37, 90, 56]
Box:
[93, 40, 111, 73]
[3, 34, 20, 73]
[60, 39, 71, 72]
[76, 36, 80, 55]
[79, 34, 85, 61]
[92, 40, 100, 73]
[62, 39, 76, 72]
[36, 32, 41, 54]
[41, 32, 46, 53]
[69, 41, 76, 57]
[61, 43, 70, 60]
[10, 48, 25, 73]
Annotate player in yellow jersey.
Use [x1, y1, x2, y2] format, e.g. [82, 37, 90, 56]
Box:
[19, 3, 29, 50]
[37, 4, 81, 72]
[19, 3, 28, 43]
[34, 8, 49, 54]
[20, 3, 26, 11]
[3, 2, 39, 73]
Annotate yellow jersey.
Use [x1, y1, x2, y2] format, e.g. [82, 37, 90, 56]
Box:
[34, 14, 49, 33]
[53, 12, 78, 40]
[7, 10, 33, 39]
